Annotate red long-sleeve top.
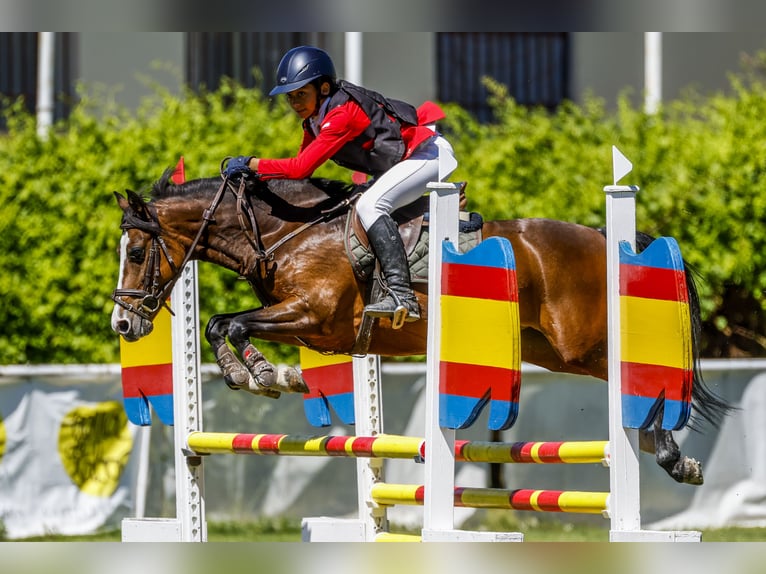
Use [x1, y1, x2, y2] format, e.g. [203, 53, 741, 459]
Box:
[257, 99, 441, 180]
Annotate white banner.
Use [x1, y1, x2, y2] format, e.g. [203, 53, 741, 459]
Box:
[0, 369, 135, 539]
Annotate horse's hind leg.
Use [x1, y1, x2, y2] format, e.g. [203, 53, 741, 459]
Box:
[640, 417, 703, 485]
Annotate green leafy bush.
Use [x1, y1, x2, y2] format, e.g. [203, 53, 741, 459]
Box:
[1, 62, 764, 365]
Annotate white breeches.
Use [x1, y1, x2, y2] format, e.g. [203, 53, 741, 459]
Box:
[356, 135, 457, 230]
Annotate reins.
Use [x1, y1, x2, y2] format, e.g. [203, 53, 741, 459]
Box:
[113, 172, 361, 322]
[255, 188, 362, 260]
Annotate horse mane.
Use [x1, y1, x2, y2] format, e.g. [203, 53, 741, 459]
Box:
[149, 166, 359, 205]
[150, 168, 216, 201]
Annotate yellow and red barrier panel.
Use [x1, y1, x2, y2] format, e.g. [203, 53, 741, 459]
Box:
[120, 307, 174, 425]
[619, 237, 693, 430]
[439, 237, 521, 430]
[299, 347, 355, 426]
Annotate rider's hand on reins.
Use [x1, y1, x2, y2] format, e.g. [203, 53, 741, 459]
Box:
[222, 155, 257, 180]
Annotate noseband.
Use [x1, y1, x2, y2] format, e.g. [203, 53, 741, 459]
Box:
[111, 222, 179, 321]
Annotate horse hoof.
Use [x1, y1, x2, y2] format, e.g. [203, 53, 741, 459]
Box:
[683, 457, 704, 485]
[276, 365, 310, 394]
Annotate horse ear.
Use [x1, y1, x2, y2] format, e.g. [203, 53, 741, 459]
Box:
[114, 191, 129, 211]
[125, 189, 152, 222]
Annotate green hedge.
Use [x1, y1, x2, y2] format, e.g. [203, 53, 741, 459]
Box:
[1, 63, 764, 365]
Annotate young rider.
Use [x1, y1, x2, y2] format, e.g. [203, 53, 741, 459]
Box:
[224, 45, 457, 326]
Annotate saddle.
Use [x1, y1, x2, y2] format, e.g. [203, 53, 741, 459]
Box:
[344, 182, 482, 283]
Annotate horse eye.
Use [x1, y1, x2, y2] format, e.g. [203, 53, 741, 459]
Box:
[128, 247, 145, 263]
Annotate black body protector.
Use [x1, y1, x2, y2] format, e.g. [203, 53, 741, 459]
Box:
[304, 80, 420, 178]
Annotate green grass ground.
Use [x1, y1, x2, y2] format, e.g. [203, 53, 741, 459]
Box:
[12, 519, 766, 542]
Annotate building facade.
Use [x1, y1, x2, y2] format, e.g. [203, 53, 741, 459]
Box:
[2, 32, 765, 127]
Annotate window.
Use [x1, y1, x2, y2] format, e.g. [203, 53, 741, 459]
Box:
[0, 33, 77, 129]
[437, 33, 568, 122]
[186, 33, 328, 93]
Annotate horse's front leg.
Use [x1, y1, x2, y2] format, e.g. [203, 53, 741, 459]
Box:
[205, 310, 281, 399]
[224, 300, 316, 395]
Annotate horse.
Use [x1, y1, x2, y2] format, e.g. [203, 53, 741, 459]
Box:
[110, 168, 732, 486]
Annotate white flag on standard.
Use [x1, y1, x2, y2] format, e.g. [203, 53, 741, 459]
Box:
[612, 145, 633, 185]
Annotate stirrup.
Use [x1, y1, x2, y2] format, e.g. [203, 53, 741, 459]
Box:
[363, 302, 410, 330]
[390, 304, 408, 330]
[363, 294, 419, 330]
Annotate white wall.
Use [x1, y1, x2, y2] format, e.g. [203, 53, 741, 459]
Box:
[570, 32, 766, 108]
[77, 32, 185, 111]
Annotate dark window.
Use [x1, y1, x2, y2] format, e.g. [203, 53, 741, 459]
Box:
[0, 33, 77, 129]
[437, 33, 568, 122]
[186, 33, 328, 93]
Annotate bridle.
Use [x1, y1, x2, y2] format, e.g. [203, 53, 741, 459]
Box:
[112, 168, 361, 323]
[111, 173, 234, 322]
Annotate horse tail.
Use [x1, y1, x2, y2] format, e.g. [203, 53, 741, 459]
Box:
[633, 231, 735, 431]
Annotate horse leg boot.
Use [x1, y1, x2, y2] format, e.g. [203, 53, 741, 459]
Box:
[215, 343, 281, 399]
[363, 214, 420, 329]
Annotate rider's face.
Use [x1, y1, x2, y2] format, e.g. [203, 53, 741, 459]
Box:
[286, 84, 319, 120]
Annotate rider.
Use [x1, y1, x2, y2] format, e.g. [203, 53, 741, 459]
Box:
[224, 45, 457, 326]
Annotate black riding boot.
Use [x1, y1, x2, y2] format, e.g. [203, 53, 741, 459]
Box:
[364, 214, 420, 327]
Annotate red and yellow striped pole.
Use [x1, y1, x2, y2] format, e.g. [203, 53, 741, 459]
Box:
[454, 439, 608, 464]
[371, 483, 609, 515]
[186, 432, 423, 459]
[187, 432, 608, 466]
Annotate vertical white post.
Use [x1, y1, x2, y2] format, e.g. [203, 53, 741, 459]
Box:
[172, 261, 207, 542]
[644, 32, 662, 114]
[302, 354, 386, 541]
[422, 183, 460, 538]
[420, 184, 523, 543]
[345, 32, 363, 85]
[36, 32, 55, 139]
[352, 354, 387, 540]
[122, 261, 207, 542]
[604, 183, 642, 535]
[604, 147, 701, 542]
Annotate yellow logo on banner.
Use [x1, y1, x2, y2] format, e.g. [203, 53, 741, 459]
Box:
[57, 401, 133, 497]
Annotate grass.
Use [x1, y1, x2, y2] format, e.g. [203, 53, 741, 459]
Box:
[10, 517, 766, 542]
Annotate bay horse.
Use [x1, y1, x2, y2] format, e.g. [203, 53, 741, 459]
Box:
[111, 169, 731, 486]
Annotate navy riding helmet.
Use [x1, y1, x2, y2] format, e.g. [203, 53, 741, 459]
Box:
[269, 46, 337, 96]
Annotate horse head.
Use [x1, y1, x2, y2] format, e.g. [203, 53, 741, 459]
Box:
[111, 189, 180, 341]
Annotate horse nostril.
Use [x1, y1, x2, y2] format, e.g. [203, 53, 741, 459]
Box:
[115, 318, 131, 334]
